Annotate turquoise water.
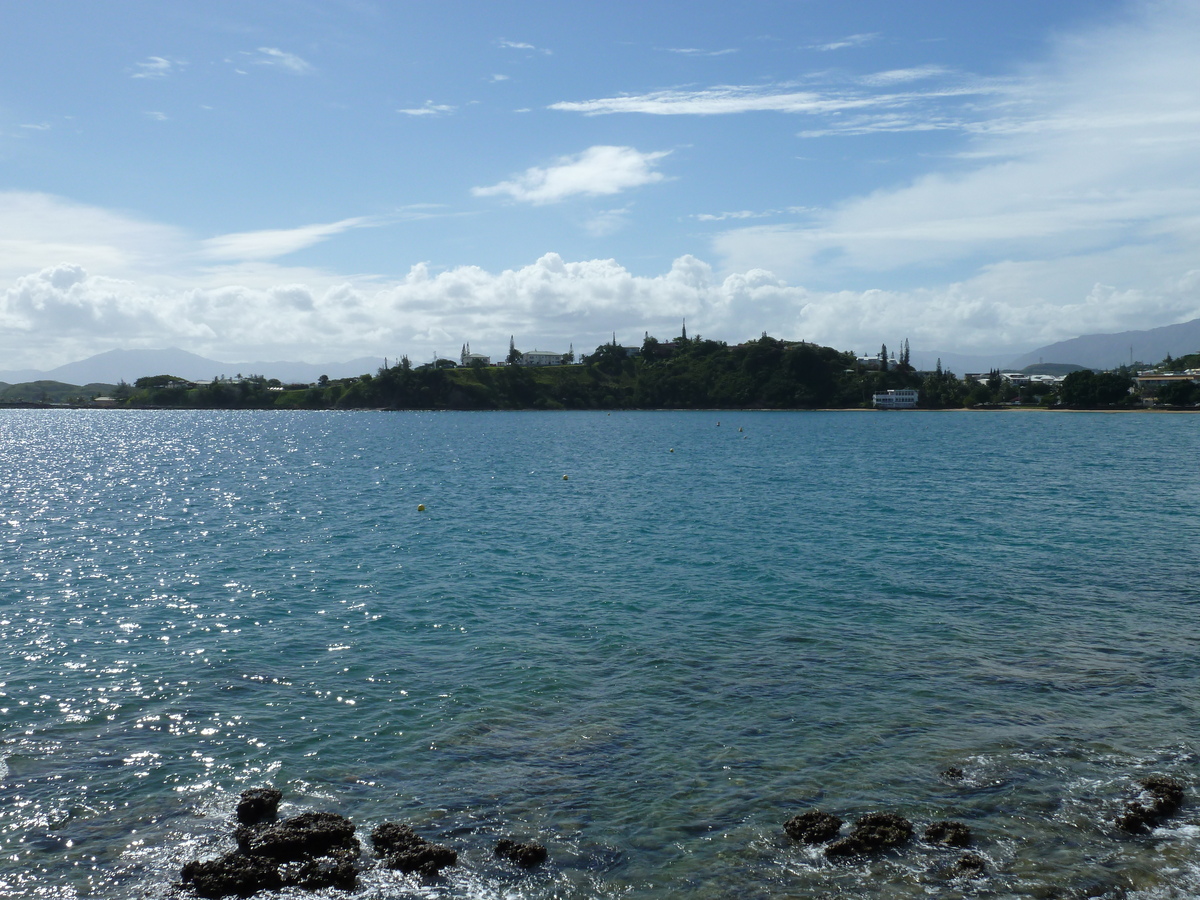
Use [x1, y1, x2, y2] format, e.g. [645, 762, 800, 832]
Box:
[2, 408, 1199, 898]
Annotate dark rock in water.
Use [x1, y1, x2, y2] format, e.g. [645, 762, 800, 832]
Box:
[495, 837, 549, 868]
[825, 813, 913, 858]
[371, 822, 457, 876]
[236, 811, 360, 862]
[236, 787, 282, 825]
[1116, 775, 1186, 833]
[783, 810, 842, 844]
[940, 767, 965, 780]
[924, 820, 971, 847]
[949, 852, 986, 878]
[279, 850, 359, 891]
[181, 852, 282, 898]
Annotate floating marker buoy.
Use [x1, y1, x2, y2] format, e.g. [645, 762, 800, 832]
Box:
[562, 475, 569, 481]
[738, 426, 743, 432]
[669, 448, 675, 453]
[417, 504, 426, 512]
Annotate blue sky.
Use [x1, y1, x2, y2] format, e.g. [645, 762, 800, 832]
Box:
[2, 0, 1198, 368]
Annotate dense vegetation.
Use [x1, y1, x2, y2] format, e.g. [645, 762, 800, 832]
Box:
[4, 336, 1197, 411]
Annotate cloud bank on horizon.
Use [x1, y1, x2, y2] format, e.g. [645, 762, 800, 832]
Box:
[1, 0, 1198, 368]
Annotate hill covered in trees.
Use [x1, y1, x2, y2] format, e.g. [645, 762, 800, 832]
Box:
[128, 335, 948, 411]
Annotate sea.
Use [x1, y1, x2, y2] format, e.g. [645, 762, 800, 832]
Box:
[1, 408, 1199, 899]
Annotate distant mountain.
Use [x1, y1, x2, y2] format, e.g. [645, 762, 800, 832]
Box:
[0, 380, 116, 403]
[1007, 317, 1200, 370]
[0, 348, 386, 386]
[908, 349, 1023, 375]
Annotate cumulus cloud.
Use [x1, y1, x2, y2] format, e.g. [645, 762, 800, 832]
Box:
[251, 47, 312, 74]
[472, 146, 670, 204]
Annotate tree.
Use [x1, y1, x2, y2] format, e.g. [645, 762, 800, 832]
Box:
[879, 343, 888, 373]
[318, 374, 330, 386]
[507, 336, 523, 366]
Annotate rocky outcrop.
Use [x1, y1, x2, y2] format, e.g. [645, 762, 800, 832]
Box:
[783, 810, 842, 844]
[235, 811, 360, 862]
[825, 813, 913, 858]
[181, 853, 282, 898]
[236, 788, 282, 826]
[370, 822, 457, 876]
[924, 820, 971, 847]
[1116, 775, 1185, 833]
[180, 796, 360, 898]
[949, 852, 986, 878]
[495, 838, 548, 868]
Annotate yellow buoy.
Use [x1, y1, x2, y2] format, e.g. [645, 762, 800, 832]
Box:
[669, 448, 675, 453]
[562, 474, 569, 481]
[417, 504, 426, 512]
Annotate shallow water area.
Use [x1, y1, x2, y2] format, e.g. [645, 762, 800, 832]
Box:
[1, 408, 1199, 898]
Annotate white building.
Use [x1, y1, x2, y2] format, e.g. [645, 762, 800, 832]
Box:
[873, 389, 919, 409]
[460, 343, 491, 367]
[520, 350, 565, 367]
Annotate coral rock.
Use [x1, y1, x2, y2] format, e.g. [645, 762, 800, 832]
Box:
[235, 787, 282, 826]
[783, 810, 842, 844]
[825, 813, 913, 858]
[181, 852, 282, 898]
[924, 820, 971, 847]
[371, 822, 457, 877]
[495, 837, 549, 868]
[236, 811, 360, 862]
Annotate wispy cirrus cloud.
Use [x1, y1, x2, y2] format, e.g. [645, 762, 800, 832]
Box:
[472, 146, 670, 205]
[132, 56, 183, 79]
[551, 86, 882, 116]
[859, 65, 951, 86]
[713, 0, 1200, 306]
[810, 33, 878, 51]
[200, 217, 375, 261]
[666, 47, 738, 57]
[397, 101, 456, 117]
[250, 47, 313, 74]
[499, 39, 551, 55]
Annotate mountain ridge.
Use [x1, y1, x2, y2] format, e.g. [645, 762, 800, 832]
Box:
[0, 348, 387, 386]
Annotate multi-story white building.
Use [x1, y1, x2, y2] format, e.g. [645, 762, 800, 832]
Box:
[872, 389, 920, 409]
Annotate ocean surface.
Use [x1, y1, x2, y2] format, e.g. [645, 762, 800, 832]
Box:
[2, 408, 1199, 899]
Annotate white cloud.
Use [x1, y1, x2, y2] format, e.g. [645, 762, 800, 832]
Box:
[200, 217, 375, 261]
[811, 33, 879, 52]
[397, 101, 456, 116]
[583, 207, 631, 237]
[12, 246, 1191, 370]
[713, 0, 1200, 291]
[859, 65, 950, 86]
[667, 47, 738, 57]
[145, 111, 168, 121]
[472, 146, 670, 205]
[490, 74, 510, 82]
[499, 40, 551, 55]
[19, 123, 51, 131]
[251, 47, 313, 74]
[551, 86, 876, 116]
[132, 56, 184, 79]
